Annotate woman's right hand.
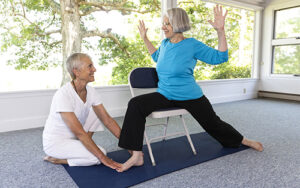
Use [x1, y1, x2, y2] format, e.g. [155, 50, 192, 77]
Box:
[138, 20, 148, 40]
[100, 155, 122, 170]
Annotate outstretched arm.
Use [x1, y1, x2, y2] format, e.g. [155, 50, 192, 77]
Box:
[60, 112, 121, 170]
[208, 5, 228, 52]
[138, 20, 157, 55]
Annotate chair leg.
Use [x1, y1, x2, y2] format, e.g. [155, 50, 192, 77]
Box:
[163, 117, 169, 141]
[144, 132, 156, 166]
[180, 115, 197, 155]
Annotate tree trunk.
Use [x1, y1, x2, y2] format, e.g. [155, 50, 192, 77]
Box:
[60, 0, 82, 85]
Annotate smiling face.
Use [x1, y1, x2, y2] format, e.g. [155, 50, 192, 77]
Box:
[75, 56, 96, 83]
[162, 16, 175, 39]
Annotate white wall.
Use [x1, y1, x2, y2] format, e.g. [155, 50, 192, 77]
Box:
[259, 0, 300, 94]
[0, 79, 258, 132]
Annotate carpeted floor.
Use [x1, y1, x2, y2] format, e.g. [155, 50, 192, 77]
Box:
[1, 98, 300, 188]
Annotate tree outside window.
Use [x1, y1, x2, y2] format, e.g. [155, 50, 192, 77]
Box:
[0, 0, 256, 92]
[272, 6, 300, 75]
[178, 0, 254, 80]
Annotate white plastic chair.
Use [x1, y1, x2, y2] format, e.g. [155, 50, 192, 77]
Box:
[128, 67, 197, 166]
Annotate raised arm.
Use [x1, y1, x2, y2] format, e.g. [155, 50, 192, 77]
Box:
[138, 20, 157, 55]
[60, 112, 121, 170]
[92, 104, 121, 139]
[208, 5, 228, 52]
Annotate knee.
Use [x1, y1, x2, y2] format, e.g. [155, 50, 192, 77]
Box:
[128, 96, 142, 108]
[127, 96, 150, 117]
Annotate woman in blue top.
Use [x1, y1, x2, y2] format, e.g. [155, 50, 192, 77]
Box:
[117, 5, 263, 172]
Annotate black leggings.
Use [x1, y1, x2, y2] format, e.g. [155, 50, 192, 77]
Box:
[118, 92, 243, 151]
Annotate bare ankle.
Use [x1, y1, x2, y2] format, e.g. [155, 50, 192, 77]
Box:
[117, 151, 144, 172]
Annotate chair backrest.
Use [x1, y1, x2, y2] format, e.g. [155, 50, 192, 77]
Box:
[128, 67, 158, 97]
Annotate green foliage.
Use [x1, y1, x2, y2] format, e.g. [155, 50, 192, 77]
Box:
[210, 64, 251, 79]
[0, 0, 61, 70]
[273, 45, 300, 74]
[104, 0, 254, 84]
[179, 0, 253, 80]
[98, 33, 156, 85]
[24, 0, 51, 11]
[273, 15, 300, 74]
[0, 0, 254, 86]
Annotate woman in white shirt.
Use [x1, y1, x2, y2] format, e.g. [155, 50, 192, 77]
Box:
[43, 53, 121, 170]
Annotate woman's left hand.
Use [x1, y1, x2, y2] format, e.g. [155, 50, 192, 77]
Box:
[208, 4, 228, 32]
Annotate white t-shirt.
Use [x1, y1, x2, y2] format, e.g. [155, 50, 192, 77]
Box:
[43, 82, 103, 140]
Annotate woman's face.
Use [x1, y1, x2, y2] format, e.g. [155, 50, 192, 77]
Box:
[76, 56, 96, 83]
[162, 16, 174, 39]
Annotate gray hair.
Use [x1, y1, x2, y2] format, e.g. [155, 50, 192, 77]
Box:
[165, 8, 191, 33]
[66, 53, 91, 80]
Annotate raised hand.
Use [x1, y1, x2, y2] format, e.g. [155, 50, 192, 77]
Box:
[138, 20, 148, 40]
[100, 155, 122, 170]
[208, 4, 228, 32]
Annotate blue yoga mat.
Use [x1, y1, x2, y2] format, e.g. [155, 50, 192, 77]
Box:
[63, 132, 248, 188]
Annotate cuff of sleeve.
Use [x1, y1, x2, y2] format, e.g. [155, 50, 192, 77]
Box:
[218, 49, 229, 62]
[151, 50, 158, 62]
[55, 109, 74, 113]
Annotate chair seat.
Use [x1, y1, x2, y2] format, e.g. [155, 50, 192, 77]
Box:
[148, 107, 189, 118]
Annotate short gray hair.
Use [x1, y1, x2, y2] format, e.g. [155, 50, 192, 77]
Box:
[166, 8, 191, 33]
[66, 53, 91, 80]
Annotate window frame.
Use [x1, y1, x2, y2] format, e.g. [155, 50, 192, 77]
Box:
[271, 5, 300, 76]
[175, 0, 263, 79]
[0, 0, 263, 93]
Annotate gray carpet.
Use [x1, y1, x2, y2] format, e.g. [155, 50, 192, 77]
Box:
[1, 98, 300, 188]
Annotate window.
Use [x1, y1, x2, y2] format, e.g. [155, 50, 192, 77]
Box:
[0, 0, 259, 92]
[178, 0, 255, 80]
[0, 1, 161, 91]
[272, 6, 300, 75]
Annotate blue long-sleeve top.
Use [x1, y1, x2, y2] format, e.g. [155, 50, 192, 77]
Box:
[151, 38, 228, 101]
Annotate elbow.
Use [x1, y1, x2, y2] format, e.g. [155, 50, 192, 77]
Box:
[222, 56, 229, 63]
[217, 50, 228, 64]
[212, 56, 228, 65]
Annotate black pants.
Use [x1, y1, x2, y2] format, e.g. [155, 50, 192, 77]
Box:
[118, 92, 243, 151]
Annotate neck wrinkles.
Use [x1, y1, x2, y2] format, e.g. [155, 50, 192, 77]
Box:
[72, 79, 87, 94]
[169, 33, 185, 43]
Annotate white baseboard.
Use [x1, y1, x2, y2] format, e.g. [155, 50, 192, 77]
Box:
[258, 91, 300, 101]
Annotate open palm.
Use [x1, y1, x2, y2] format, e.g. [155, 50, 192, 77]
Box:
[138, 20, 148, 40]
[208, 4, 228, 31]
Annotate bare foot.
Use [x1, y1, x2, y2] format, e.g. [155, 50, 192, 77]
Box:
[242, 138, 264, 152]
[116, 151, 144, 172]
[43, 156, 68, 165]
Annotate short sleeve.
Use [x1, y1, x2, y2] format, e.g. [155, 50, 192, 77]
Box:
[151, 47, 160, 62]
[193, 39, 228, 65]
[89, 87, 103, 106]
[151, 39, 168, 62]
[54, 90, 74, 112]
